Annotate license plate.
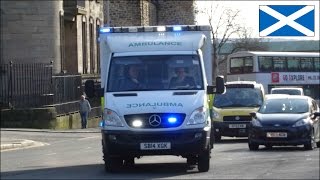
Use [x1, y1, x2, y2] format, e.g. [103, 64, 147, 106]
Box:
[140, 142, 171, 150]
[267, 132, 287, 138]
[229, 124, 246, 128]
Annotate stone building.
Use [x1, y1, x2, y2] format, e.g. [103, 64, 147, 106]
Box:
[0, 0, 104, 128]
[1, 0, 103, 75]
[103, 0, 196, 26]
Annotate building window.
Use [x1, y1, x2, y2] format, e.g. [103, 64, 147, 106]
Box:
[82, 16, 87, 74]
[89, 17, 95, 74]
[96, 19, 101, 74]
[59, 11, 65, 73]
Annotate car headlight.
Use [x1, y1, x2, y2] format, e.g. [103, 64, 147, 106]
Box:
[212, 109, 220, 119]
[251, 119, 262, 127]
[187, 107, 206, 125]
[103, 109, 124, 127]
[292, 119, 309, 127]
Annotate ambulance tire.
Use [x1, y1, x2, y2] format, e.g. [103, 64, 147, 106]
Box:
[102, 142, 123, 172]
[104, 156, 123, 173]
[198, 147, 210, 172]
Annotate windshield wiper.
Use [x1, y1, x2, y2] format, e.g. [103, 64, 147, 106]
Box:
[218, 104, 245, 108]
[246, 104, 261, 107]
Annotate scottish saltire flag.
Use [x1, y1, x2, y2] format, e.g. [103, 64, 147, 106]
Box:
[259, 5, 315, 36]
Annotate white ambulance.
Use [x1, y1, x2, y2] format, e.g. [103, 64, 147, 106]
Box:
[85, 25, 225, 172]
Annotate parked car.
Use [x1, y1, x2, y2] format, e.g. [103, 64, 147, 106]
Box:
[270, 87, 304, 95]
[248, 95, 320, 150]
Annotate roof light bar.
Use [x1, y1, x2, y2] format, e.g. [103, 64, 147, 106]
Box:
[157, 26, 166, 32]
[144, 26, 154, 32]
[99, 25, 212, 34]
[100, 27, 111, 33]
[173, 26, 182, 31]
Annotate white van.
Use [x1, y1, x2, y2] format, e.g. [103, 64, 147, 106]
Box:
[85, 25, 225, 172]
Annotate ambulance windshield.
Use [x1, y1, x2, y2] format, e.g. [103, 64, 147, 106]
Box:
[107, 55, 203, 92]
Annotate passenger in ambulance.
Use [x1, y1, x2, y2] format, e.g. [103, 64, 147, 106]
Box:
[119, 65, 145, 90]
[169, 67, 196, 89]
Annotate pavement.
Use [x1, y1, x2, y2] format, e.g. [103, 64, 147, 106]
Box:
[0, 128, 101, 151]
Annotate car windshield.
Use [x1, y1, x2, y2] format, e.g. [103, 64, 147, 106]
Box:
[272, 89, 302, 95]
[213, 88, 263, 108]
[259, 98, 309, 114]
[107, 55, 203, 92]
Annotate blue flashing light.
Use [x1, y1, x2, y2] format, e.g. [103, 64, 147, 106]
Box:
[99, 120, 104, 127]
[168, 117, 177, 124]
[100, 27, 111, 33]
[173, 26, 182, 31]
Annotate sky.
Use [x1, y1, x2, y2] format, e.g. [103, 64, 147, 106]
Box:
[195, 0, 319, 40]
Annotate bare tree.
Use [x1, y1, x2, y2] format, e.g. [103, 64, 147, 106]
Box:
[196, 3, 243, 81]
[230, 27, 268, 54]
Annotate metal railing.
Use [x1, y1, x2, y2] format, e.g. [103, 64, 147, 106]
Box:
[0, 62, 53, 108]
[0, 62, 101, 117]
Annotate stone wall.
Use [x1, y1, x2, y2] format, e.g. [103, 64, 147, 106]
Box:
[104, 0, 195, 26]
[0, 1, 62, 73]
[1, 0, 104, 75]
[157, 0, 195, 25]
[1, 108, 101, 129]
[107, 0, 142, 26]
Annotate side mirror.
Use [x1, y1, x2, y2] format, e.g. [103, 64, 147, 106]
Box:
[96, 87, 104, 97]
[215, 76, 225, 94]
[85, 80, 104, 98]
[250, 112, 257, 119]
[313, 112, 320, 117]
[207, 76, 226, 94]
[85, 80, 95, 98]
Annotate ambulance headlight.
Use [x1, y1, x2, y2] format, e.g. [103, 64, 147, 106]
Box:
[103, 109, 124, 127]
[187, 107, 206, 125]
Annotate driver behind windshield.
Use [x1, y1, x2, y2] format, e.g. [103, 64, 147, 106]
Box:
[169, 67, 196, 88]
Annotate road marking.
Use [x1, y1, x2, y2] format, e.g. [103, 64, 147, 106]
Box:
[77, 136, 100, 141]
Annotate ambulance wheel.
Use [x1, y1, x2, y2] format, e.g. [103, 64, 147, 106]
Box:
[102, 142, 123, 172]
[198, 148, 210, 172]
[104, 156, 123, 173]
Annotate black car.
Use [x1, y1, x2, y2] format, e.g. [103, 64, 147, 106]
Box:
[248, 95, 320, 150]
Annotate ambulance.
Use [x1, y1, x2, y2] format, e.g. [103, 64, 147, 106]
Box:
[85, 25, 225, 172]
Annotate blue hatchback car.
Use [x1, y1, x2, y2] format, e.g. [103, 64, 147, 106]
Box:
[248, 95, 320, 150]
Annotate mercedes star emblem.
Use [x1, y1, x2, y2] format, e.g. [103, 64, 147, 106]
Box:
[149, 114, 161, 127]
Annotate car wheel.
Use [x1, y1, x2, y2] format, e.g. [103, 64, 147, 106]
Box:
[316, 141, 320, 148]
[198, 147, 211, 172]
[102, 143, 123, 172]
[304, 130, 315, 150]
[265, 145, 272, 149]
[248, 141, 259, 151]
[214, 134, 222, 142]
